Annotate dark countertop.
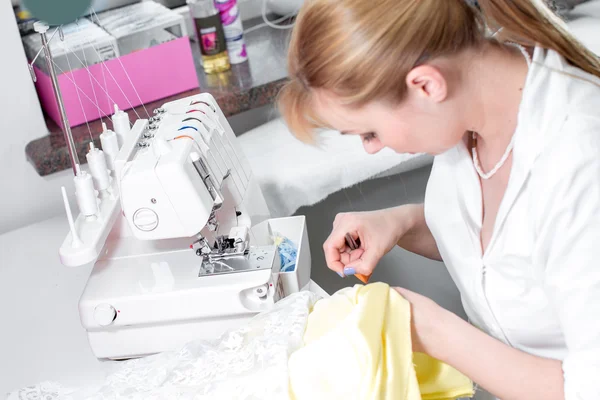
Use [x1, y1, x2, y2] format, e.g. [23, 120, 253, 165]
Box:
[26, 17, 292, 176]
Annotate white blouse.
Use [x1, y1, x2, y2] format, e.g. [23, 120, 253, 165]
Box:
[424, 47, 600, 400]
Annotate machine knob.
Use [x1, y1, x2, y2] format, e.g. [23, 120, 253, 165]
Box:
[133, 208, 159, 231]
[94, 304, 117, 326]
[254, 284, 269, 299]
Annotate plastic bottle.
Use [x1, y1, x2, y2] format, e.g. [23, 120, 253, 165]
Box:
[188, 0, 231, 74]
[99, 122, 119, 172]
[111, 104, 130, 147]
[85, 142, 110, 198]
[214, 0, 248, 64]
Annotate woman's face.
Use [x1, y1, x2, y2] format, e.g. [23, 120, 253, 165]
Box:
[312, 82, 467, 156]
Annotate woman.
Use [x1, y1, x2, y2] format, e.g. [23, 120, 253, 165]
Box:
[277, 0, 600, 399]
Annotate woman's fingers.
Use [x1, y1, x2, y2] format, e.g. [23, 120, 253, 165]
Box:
[339, 248, 364, 266]
[326, 212, 382, 277]
[342, 249, 379, 276]
[323, 230, 348, 275]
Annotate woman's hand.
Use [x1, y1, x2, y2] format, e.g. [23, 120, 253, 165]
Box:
[394, 287, 566, 400]
[393, 287, 449, 356]
[323, 207, 411, 277]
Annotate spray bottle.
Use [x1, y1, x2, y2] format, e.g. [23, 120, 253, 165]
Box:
[214, 0, 248, 64]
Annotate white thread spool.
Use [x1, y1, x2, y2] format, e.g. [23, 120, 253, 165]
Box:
[99, 122, 119, 172]
[86, 142, 110, 198]
[112, 104, 130, 147]
[74, 166, 98, 219]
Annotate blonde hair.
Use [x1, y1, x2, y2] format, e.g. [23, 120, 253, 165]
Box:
[278, 0, 600, 142]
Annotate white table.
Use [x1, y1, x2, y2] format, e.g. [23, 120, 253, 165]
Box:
[0, 216, 329, 396]
[0, 217, 110, 395]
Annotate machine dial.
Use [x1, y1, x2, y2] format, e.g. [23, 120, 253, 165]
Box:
[133, 208, 159, 231]
[254, 284, 269, 299]
[94, 304, 117, 326]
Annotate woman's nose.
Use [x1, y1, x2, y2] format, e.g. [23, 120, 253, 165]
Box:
[363, 139, 384, 154]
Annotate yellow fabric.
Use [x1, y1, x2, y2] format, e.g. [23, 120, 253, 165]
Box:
[288, 282, 474, 400]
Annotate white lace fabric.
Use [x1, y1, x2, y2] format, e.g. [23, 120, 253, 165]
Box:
[8, 291, 320, 400]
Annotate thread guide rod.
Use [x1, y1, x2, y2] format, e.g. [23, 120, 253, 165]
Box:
[34, 21, 80, 176]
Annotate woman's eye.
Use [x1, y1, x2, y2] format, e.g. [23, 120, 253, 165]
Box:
[361, 132, 376, 143]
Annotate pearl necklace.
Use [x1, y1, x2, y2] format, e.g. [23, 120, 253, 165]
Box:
[472, 43, 531, 180]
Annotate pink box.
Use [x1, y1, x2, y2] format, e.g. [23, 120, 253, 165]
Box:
[33, 37, 199, 129]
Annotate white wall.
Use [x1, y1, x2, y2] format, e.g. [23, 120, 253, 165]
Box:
[566, 0, 600, 53]
[0, 0, 76, 235]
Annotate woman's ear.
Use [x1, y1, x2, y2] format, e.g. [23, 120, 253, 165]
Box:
[405, 65, 448, 103]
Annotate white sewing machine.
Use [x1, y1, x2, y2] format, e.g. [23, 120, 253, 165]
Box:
[58, 92, 312, 360]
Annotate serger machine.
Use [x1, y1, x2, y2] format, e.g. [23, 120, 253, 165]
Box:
[23, 20, 311, 360]
[58, 92, 311, 360]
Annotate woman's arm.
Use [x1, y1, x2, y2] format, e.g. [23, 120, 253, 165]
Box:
[394, 204, 442, 261]
[396, 288, 565, 400]
[438, 309, 564, 400]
